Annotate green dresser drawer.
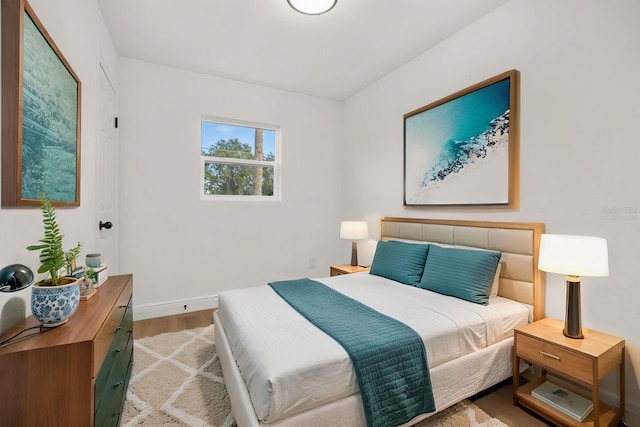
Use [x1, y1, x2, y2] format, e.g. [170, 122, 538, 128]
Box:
[121, 329, 134, 372]
[95, 294, 134, 417]
[94, 357, 126, 427]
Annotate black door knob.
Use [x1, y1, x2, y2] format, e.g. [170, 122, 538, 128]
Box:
[99, 221, 113, 230]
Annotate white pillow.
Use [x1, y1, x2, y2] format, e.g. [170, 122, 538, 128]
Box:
[490, 262, 502, 298]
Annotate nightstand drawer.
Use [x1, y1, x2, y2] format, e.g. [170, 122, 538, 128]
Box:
[517, 334, 593, 384]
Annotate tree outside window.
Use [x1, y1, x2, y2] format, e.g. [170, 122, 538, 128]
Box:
[201, 119, 279, 199]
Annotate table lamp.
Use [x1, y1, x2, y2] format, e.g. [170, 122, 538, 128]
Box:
[340, 221, 368, 266]
[538, 234, 609, 339]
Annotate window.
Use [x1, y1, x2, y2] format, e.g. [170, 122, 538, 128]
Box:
[201, 118, 280, 200]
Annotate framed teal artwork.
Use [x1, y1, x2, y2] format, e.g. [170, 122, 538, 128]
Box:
[2, 0, 81, 207]
[404, 70, 519, 208]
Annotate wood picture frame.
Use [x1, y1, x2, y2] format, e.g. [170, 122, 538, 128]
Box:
[403, 70, 519, 208]
[2, 0, 82, 207]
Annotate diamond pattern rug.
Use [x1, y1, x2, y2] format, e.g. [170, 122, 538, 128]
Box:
[121, 325, 507, 427]
[122, 325, 234, 426]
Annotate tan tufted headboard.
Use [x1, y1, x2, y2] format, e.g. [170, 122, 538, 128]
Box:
[380, 217, 545, 321]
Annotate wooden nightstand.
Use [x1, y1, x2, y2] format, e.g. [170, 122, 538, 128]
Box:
[330, 264, 370, 276]
[513, 318, 625, 426]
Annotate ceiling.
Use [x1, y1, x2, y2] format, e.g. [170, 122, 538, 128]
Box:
[97, 0, 509, 101]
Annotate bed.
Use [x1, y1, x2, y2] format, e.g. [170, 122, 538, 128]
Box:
[214, 217, 545, 427]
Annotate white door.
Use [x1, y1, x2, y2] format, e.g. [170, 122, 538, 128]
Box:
[96, 64, 118, 273]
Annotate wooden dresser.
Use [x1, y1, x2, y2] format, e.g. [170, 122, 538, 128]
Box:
[0, 274, 134, 427]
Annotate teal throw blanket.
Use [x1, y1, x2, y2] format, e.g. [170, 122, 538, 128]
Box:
[269, 278, 435, 427]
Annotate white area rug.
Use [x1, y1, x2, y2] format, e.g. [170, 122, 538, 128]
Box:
[121, 325, 508, 427]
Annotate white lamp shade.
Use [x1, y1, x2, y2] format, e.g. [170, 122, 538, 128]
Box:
[287, 0, 337, 15]
[340, 221, 368, 240]
[538, 234, 609, 277]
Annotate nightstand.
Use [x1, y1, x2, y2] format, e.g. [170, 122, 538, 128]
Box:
[330, 264, 369, 276]
[513, 318, 625, 427]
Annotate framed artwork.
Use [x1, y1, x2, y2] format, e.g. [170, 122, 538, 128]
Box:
[404, 70, 519, 208]
[2, 0, 82, 207]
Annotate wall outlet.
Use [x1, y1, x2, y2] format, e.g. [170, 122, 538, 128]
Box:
[308, 258, 316, 269]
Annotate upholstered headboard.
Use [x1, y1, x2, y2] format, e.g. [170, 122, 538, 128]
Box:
[380, 217, 545, 321]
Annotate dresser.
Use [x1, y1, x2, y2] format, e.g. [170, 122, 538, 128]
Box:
[0, 274, 134, 427]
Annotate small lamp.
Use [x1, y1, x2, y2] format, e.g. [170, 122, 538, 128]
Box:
[538, 234, 609, 339]
[0, 264, 34, 292]
[340, 221, 368, 267]
[287, 0, 337, 15]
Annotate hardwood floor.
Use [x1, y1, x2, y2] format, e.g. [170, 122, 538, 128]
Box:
[470, 379, 553, 426]
[133, 308, 214, 338]
[134, 311, 630, 426]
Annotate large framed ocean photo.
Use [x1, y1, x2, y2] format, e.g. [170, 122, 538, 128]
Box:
[1, 0, 81, 206]
[404, 70, 519, 208]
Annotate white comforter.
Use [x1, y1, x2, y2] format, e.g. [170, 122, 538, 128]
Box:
[216, 272, 530, 423]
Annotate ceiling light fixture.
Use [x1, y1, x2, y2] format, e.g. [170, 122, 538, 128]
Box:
[287, 0, 337, 15]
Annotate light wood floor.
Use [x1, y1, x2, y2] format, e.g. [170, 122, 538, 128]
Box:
[133, 310, 627, 426]
[470, 379, 552, 426]
[133, 308, 215, 338]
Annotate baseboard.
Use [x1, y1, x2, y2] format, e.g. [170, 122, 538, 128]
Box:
[599, 387, 639, 426]
[624, 402, 640, 426]
[133, 295, 218, 321]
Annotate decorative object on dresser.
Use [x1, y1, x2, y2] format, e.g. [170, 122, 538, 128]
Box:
[340, 220, 369, 266]
[30, 282, 80, 326]
[0, 263, 34, 292]
[26, 193, 82, 326]
[538, 234, 609, 339]
[404, 70, 520, 208]
[513, 317, 624, 427]
[87, 263, 109, 287]
[0, 274, 134, 427]
[64, 242, 82, 275]
[85, 253, 102, 268]
[79, 276, 96, 299]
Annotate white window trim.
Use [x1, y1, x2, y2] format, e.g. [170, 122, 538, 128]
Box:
[200, 116, 281, 201]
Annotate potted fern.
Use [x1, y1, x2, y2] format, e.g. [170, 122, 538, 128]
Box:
[27, 194, 81, 326]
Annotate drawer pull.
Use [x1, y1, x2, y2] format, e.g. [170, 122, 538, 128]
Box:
[539, 351, 561, 361]
[114, 381, 123, 388]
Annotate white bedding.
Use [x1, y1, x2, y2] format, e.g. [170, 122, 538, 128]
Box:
[217, 272, 530, 424]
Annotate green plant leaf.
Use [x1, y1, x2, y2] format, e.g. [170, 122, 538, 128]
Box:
[26, 193, 67, 285]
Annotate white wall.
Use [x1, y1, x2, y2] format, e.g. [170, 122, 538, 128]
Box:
[3, 0, 637, 416]
[342, 0, 640, 416]
[0, 0, 117, 333]
[117, 58, 344, 318]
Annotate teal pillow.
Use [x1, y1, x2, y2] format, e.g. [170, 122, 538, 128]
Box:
[369, 240, 430, 286]
[418, 245, 501, 305]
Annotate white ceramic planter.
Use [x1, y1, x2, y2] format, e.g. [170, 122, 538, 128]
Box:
[31, 279, 80, 327]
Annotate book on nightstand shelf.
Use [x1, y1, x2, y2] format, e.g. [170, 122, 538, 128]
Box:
[531, 381, 593, 422]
